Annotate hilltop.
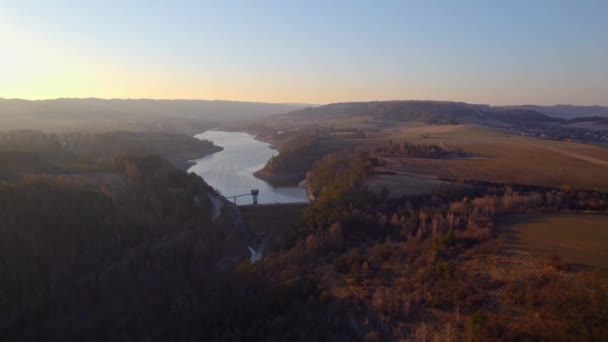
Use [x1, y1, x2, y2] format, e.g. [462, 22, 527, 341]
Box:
[503, 104, 608, 119]
[274, 100, 561, 128]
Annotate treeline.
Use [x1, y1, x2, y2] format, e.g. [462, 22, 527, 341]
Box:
[63, 131, 221, 164]
[0, 130, 221, 177]
[299, 151, 374, 231]
[0, 150, 50, 180]
[0, 131, 99, 180]
[0, 130, 64, 156]
[372, 139, 465, 158]
[0, 155, 248, 340]
[263, 134, 320, 174]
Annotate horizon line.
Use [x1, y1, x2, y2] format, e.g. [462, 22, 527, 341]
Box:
[1, 97, 607, 108]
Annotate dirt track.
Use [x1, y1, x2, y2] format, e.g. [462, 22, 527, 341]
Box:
[533, 143, 608, 168]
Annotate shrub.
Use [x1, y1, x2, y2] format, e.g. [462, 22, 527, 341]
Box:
[467, 310, 487, 342]
[440, 230, 456, 247]
[435, 261, 456, 278]
[371, 241, 391, 261]
[429, 295, 441, 308]
[332, 256, 349, 274]
[320, 290, 331, 304]
[364, 331, 381, 342]
[546, 254, 570, 272]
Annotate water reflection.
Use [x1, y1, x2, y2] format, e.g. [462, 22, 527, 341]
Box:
[188, 131, 309, 205]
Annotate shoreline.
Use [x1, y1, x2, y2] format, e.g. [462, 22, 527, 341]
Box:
[190, 129, 314, 201]
[252, 135, 317, 198]
[170, 145, 224, 172]
[250, 132, 308, 186]
[252, 168, 305, 187]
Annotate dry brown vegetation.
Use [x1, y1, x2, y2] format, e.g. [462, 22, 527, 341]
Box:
[258, 179, 608, 340]
[243, 116, 608, 339]
[499, 214, 608, 271]
[362, 124, 608, 191]
[276, 122, 608, 192]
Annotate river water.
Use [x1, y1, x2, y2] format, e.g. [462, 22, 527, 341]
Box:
[188, 131, 309, 205]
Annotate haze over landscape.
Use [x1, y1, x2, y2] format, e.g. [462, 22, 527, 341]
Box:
[1, 1, 608, 341]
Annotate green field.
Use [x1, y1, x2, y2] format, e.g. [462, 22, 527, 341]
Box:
[499, 214, 608, 271]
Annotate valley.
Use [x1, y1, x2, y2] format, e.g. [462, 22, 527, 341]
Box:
[3, 2, 608, 339]
[2, 99, 608, 341]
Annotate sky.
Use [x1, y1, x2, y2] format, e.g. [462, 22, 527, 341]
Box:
[0, 0, 607, 105]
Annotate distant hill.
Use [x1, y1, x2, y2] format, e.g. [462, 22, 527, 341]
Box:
[276, 100, 560, 127]
[0, 98, 309, 133]
[278, 101, 485, 123]
[502, 105, 608, 119]
[485, 108, 563, 125]
[562, 116, 608, 131]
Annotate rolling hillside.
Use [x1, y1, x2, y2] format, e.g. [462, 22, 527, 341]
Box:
[275, 100, 561, 128]
[503, 105, 608, 119]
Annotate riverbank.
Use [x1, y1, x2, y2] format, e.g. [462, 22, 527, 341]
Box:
[252, 168, 306, 186]
[298, 178, 315, 201]
[251, 133, 303, 186]
[188, 130, 309, 204]
[168, 145, 223, 171]
[250, 133, 320, 188]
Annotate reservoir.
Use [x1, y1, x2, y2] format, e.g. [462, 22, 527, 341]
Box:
[188, 131, 309, 205]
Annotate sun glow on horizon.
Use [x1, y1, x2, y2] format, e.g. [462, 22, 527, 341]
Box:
[1, 1, 607, 106]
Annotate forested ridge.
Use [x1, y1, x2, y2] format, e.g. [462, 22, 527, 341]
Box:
[0, 130, 221, 178]
[262, 134, 321, 175]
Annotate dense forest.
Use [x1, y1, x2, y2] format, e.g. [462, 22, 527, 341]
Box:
[262, 134, 321, 175]
[254, 133, 323, 185]
[0, 154, 247, 340]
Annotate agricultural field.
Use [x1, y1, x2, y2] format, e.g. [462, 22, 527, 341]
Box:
[268, 122, 608, 195]
[365, 124, 608, 191]
[498, 214, 608, 271]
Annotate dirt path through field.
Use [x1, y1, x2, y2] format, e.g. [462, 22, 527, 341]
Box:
[532, 143, 608, 167]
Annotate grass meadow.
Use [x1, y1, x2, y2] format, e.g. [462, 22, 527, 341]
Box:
[499, 214, 608, 271]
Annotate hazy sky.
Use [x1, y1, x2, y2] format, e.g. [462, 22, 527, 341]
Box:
[1, 0, 607, 105]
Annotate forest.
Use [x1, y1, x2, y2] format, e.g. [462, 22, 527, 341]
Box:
[2, 128, 608, 340]
[262, 134, 321, 175]
[0, 154, 238, 339]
